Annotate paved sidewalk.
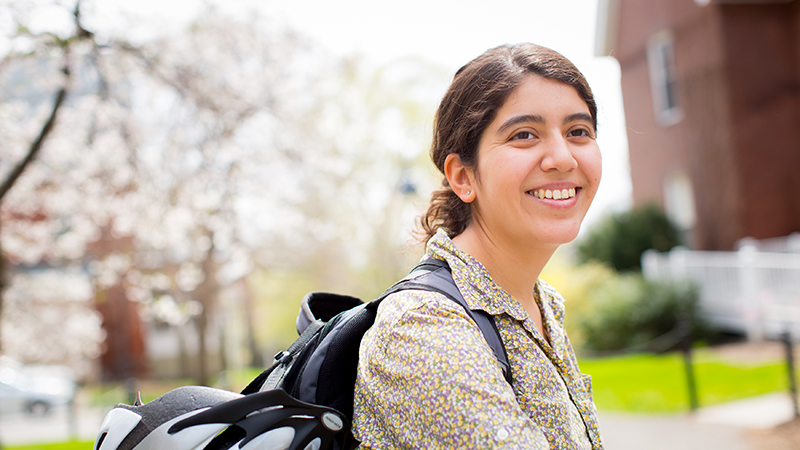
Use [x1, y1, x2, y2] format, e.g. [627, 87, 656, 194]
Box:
[695, 392, 796, 429]
[599, 392, 796, 450]
[0, 405, 107, 445]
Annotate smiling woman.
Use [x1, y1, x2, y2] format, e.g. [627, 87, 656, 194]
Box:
[452, 74, 601, 250]
[353, 43, 604, 449]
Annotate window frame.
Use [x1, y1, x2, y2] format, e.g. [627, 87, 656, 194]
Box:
[647, 30, 683, 127]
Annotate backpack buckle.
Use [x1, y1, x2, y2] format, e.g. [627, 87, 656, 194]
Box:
[273, 351, 292, 364]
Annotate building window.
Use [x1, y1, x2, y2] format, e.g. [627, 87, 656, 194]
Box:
[647, 30, 683, 127]
[663, 170, 696, 243]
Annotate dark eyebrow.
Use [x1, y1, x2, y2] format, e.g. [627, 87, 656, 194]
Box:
[496, 112, 594, 135]
[563, 112, 594, 126]
[496, 114, 545, 134]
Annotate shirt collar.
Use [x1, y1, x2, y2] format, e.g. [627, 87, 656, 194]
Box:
[425, 229, 531, 322]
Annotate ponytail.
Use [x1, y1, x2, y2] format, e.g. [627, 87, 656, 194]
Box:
[418, 180, 471, 243]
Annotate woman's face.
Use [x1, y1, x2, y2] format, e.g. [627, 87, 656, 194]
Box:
[468, 74, 602, 248]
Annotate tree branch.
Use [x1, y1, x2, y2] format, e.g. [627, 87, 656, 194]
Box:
[0, 0, 91, 204]
[0, 86, 67, 203]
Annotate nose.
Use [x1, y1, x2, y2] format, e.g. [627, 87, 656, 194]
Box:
[540, 135, 578, 172]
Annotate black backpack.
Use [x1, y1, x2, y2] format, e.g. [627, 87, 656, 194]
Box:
[241, 258, 511, 450]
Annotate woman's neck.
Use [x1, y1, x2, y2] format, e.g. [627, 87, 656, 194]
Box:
[451, 223, 557, 306]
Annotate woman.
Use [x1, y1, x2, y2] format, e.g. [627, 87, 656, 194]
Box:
[353, 43, 604, 449]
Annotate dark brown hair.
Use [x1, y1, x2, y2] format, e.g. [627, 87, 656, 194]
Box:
[418, 43, 597, 243]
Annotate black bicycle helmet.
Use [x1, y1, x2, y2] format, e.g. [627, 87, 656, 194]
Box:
[94, 386, 350, 450]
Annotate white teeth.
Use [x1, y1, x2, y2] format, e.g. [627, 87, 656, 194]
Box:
[531, 188, 578, 200]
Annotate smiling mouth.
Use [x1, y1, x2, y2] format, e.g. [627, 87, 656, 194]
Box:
[529, 188, 577, 200]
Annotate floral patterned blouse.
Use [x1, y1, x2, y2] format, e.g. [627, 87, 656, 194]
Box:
[352, 229, 603, 449]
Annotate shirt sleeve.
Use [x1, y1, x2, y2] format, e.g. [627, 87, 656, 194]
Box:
[353, 291, 550, 450]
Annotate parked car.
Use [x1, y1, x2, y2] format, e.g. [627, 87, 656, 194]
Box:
[0, 360, 77, 416]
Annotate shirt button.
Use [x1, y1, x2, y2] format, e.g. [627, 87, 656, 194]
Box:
[496, 428, 509, 441]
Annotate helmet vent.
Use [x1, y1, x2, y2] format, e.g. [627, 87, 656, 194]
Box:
[203, 425, 245, 450]
[94, 432, 106, 450]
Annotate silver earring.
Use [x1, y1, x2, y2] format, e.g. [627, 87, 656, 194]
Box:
[466, 191, 471, 196]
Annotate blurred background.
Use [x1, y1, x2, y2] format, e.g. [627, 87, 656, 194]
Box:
[1, 0, 799, 449]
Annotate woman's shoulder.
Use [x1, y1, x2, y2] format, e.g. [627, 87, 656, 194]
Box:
[374, 287, 471, 328]
[360, 284, 507, 380]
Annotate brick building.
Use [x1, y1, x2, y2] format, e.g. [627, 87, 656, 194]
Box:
[596, 0, 800, 250]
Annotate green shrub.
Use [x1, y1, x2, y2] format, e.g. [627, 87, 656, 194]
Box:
[577, 203, 682, 272]
[576, 274, 705, 352]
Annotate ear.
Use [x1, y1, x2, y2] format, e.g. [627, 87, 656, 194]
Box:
[444, 153, 476, 203]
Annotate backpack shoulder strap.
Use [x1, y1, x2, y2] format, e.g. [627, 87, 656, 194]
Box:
[380, 258, 512, 384]
[240, 318, 327, 395]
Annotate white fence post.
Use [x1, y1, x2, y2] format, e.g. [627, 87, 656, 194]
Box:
[641, 249, 662, 279]
[737, 243, 763, 341]
[668, 246, 689, 281]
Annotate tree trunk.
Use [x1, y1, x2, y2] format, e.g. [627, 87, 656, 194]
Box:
[193, 232, 218, 386]
[244, 280, 263, 368]
[195, 311, 209, 386]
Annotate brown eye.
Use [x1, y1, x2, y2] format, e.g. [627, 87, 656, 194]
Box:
[568, 128, 592, 138]
[511, 131, 535, 140]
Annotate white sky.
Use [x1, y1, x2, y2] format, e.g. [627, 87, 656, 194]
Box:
[89, 0, 632, 228]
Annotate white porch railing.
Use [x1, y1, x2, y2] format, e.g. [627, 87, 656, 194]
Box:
[642, 243, 800, 341]
[736, 232, 800, 253]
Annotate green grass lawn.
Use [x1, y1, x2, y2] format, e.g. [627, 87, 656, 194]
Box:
[579, 349, 792, 413]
